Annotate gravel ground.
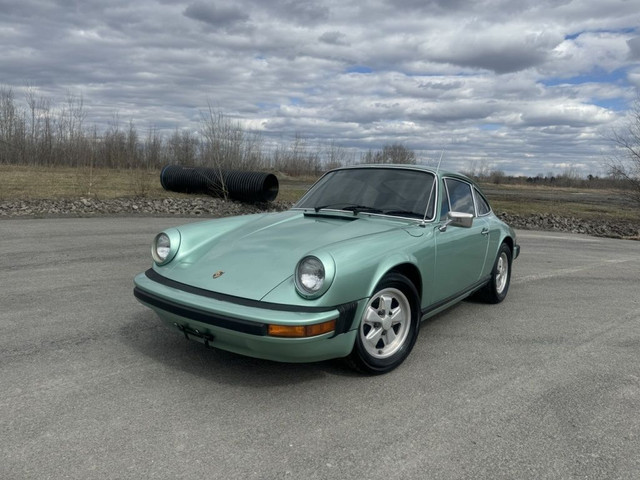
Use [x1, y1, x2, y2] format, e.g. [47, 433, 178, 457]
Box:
[498, 212, 639, 240]
[0, 196, 290, 218]
[1, 196, 638, 239]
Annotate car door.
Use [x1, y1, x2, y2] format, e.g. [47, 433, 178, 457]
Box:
[432, 177, 490, 303]
[473, 186, 501, 277]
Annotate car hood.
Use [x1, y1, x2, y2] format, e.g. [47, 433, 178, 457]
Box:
[160, 211, 410, 300]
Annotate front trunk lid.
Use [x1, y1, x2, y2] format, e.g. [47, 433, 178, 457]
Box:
[158, 211, 407, 300]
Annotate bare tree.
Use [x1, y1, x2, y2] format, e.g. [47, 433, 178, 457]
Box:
[361, 143, 416, 165]
[200, 103, 245, 170]
[607, 97, 640, 205]
[463, 159, 491, 179]
[381, 143, 416, 164]
[58, 92, 88, 168]
[324, 140, 354, 170]
[25, 88, 54, 166]
[143, 127, 164, 170]
[272, 133, 321, 176]
[0, 87, 25, 164]
[168, 129, 199, 166]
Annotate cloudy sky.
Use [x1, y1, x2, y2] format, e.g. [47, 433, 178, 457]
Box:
[2, 0, 640, 175]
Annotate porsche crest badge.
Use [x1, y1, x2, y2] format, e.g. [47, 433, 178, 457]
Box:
[212, 270, 224, 279]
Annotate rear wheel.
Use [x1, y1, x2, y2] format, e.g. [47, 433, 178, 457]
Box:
[477, 242, 512, 304]
[347, 273, 420, 374]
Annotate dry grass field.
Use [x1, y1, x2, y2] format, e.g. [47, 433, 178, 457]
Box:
[482, 184, 639, 223]
[1, 165, 638, 225]
[0, 165, 310, 205]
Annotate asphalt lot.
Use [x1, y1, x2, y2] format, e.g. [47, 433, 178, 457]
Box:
[1, 217, 639, 480]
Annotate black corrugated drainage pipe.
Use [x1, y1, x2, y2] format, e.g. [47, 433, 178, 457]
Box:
[160, 165, 279, 202]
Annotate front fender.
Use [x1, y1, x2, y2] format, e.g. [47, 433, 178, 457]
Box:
[261, 229, 426, 307]
[159, 213, 266, 268]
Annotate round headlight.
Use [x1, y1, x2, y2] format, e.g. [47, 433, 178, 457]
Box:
[296, 256, 325, 296]
[152, 232, 171, 264]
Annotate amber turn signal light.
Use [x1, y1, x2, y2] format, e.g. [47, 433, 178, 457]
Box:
[268, 319, 336, 338]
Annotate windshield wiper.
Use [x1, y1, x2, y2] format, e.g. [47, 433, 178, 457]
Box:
[313, 204, 383, 215]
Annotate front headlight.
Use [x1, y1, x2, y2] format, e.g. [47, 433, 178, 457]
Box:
[153, 233, 171, 262]
[297, 256, 325, 293]
[152, 230, 180, 265]
[294, 254, 335, 299]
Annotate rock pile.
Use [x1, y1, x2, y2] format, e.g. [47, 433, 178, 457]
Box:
[0, 197, 289, 218]
[497, 212, 639, 240]
[1, 197, 638, 240]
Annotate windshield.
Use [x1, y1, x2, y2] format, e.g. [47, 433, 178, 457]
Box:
[295, 167, 436, 220]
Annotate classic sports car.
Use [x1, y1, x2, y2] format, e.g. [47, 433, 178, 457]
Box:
[134, 165, 520, 373]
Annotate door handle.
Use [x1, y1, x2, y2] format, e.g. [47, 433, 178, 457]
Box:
[481, 228, 489, 236]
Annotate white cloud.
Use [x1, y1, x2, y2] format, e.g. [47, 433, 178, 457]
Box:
[544, 32, 636, 79]
[0, 0, 639, 175]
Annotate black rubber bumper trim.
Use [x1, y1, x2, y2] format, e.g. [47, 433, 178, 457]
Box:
[333, 302, 359, 336]
[134, 286, 269, 336]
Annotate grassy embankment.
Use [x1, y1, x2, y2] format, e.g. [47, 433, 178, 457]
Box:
[1, 165, 638, 224]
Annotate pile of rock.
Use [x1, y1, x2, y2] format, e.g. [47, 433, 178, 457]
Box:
[0, 197, 289, 219]
[497, 212, 639, 240]
[1, 198, 638, 240]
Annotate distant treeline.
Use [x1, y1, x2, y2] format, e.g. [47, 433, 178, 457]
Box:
[1, 86, 635, 193]
[462, 167, 629, 190]
[0, 87, 418, 176]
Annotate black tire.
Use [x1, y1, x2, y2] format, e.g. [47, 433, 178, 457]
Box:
[477, 242, 512, 304]
[346, 273, 420, 374]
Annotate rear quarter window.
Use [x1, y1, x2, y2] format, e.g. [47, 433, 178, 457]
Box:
[474, 188, 491, 216]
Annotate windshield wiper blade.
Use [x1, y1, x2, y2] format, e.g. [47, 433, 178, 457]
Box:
[313, 204, 382, 214]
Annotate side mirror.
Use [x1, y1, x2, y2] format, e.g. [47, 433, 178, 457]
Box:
[448, 211, 474, 228]
[439, 211, 474, 231]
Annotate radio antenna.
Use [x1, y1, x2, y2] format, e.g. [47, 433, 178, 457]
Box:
[435, 148, 445, 174]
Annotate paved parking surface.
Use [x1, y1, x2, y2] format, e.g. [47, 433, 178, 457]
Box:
[1, 218, 639, 479]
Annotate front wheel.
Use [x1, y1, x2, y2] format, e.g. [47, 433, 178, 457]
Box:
[477, 242, 512, 304]
[347, 273, 420, 374]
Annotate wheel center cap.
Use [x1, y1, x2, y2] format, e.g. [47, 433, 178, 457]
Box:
[382, 316, 392, 331]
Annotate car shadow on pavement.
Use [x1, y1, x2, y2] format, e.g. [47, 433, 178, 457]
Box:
[119, 311, 361, 386]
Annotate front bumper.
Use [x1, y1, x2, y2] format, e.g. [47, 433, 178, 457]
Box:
[133, 271, 362, 363]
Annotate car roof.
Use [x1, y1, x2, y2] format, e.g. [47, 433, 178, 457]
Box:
[330, 164, 475, 183]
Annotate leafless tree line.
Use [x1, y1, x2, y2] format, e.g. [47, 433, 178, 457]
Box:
[0, 87, 418, 177]
[462, 161, 616, 189]
[3, 86, 637, 203]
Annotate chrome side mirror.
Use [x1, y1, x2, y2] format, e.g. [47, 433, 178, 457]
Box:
[439, 211, 474, 232]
